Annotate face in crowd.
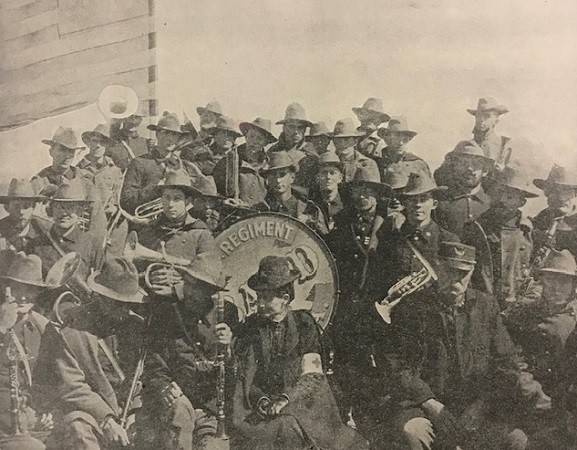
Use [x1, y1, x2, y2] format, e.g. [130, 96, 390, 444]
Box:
[309, 135, 331, 154]
[351, 185, 378, 213]
[453, 155, 488, 189]
[544, 185, 577, 215]
[155, 129, 182, 156]
[356, 110, 380, 130]
[49, 143, 76, 172]
[86, 135, 107, 160]
[213, 130, 237, 152]
[496, 187, 527, 212]
[383, 131, 411, 153]
[402, 192, 437, 226]
[540, 271, 575, 305]
[4, 281, 41, 317]
[316, 166, 343, 194]
[474, 110, 499, 133]
[283, 123, 307, 146]
[51, 202, 86, 231]
[161, 188, 191, 221]
[6, 198, 36, 231]
[438, 263, 475, 306]
[122, 115, 143, 139]
[200, 111, 219, 129]
[255, 287, 292, 321]
[333, 137, 359, 155]
[266, 168, 295, 197]
[245, 128, 268, 152]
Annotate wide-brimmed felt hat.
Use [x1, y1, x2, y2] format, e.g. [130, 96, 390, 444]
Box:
[153, 169, 203, 198]
[449, 140, 495, 164]
[0, 251, 78, 289]
[306, 122, 330, 138]
[208, 116, 242, 138]
[490, 164, 539, 198]
[533, 164, 577, 190]
[178, 253, 228, 291]
[41, 126, 84, 150]
[340, 162, 391, 198]
[196, 101, 223, 118]
[382, 165, 410, 191]
[276, 103, 313, 128]
[51, 178, 92, 203]
[329, 118, 364, 138]
[81, 123, 117, 147]
[88, 257, 146, 303]
[439, 242, 476, 271]
[318, 152, 344, 172]
[377, 116, 417, 140]
[467, 97, 509, 116]
[248, 256, 300, 291]
[539, 249, 577, 277]
[352, 98, 390, 123]
[191, 173, 226, 200]
[400, 172, 447, 197]
[239, 118, 277, 144]
[0, 178, 46, 204]
[259, 152, 299, 177]
[147, 112, 186, 134]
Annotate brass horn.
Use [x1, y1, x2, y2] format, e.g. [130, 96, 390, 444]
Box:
[134, 198, 163, 223]
[97, 85, 139, 120]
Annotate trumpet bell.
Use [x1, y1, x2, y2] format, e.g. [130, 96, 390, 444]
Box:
[122, 231, 191, 266]
[98, 85, 139, 120]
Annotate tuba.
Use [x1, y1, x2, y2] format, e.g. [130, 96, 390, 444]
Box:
[97, 85, 139, 121]
[374, 240, 438, 324]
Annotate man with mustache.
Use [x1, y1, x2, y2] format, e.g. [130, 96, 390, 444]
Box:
[531, 164, 577, 261]
[0, 179, 48, 253]
[435, 141, 494, 238]
[120, 112, 188, 215]
[33, 126, 107, 242]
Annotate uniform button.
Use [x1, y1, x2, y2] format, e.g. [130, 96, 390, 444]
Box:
[198, 320, 202, 324]
[547, 368, 552, 373]
[196, 342, 202, 346]
[425, 232, 431, 237]
[413, 236, 419, 241]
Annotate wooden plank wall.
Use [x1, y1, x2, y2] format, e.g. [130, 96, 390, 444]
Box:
[0, 0, 157, 131]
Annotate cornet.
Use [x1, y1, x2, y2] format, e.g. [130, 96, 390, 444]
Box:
[375, 240, 438, 324]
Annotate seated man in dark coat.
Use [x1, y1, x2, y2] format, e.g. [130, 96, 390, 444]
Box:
[33, 258, 148, 450]
[231, 256, 369, 450]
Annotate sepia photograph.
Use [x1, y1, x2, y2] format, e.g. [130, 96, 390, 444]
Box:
[0, 0, 576, 448]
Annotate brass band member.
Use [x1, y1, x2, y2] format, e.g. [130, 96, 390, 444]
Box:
[33, 258, 147, 450]
[0, 179, 48, 253]
[231, 256, 369, 450]
[140, 255, 237, 450]
[206, 116, 242, 164]
[352, 98, 390, 159]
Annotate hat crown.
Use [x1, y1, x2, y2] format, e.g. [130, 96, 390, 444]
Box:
[541, 249, 577, 276]
[282, 102, 309, 122]
[546, 164, 577, 186]
[163, 169, 193, 189]
[262, 152, 297, 173]
[155, 112, 182, 133]
[52, 178, 89, 202]
[93, 258, 141, 299]
[250, 117, 272, 133]
[3, 252, 44, 285]
[382, 165, 410, 190]
[48, 126, 80, 149]
[387, 116, 411, 132]
[332, 118, 361, 137]
[92, 123, 114, 140]
[308, 122, 329, 136]
[192, 175, 218, 196]
[439, 242, 477, 263]
[5, 178, 38, 198]
[214, 116, 239, 133]
[469, 97, 508, 115]
[352, 162, 382, 184]
[318, 151, 342, 167]
[493, 163, 538, 196]
[249, 256, 299, 291]
[201, 101, 223, 116]
[403, 171, 439, 195]
[360, 97, 385, 114]
[451, 140, 492, 160]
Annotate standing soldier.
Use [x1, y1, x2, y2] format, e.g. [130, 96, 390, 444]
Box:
[32, 126, 107, 242]
[531, 164, 577, 261]
[352, 97, 390, 159]
[120, 112, 187, 215]
[305, 122, 331, 155]
[463, 164, 539, 307]
[269, 102, 319, 191]
[213, 117, 273, 206]
[376, 116, 431, 178]
[435, 140, 494, 238]
[106, 108, 149, 171]
[77, 124, 124, 221]
[308, 152, 345, 234]
[33, 258, 148, 450]
[206, 116, 242, 165]
[0, 179, 48, 253]
[330, 118, 379, 182]
[196, 101, 224, 142]
[435, 97, 510, 187]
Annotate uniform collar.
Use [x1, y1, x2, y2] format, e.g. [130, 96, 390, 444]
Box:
[76, 155, 115, 170]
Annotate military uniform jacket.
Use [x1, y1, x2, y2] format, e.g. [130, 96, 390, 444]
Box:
[119, 148, 167, 214]
[76, 156, 123, 217]
[387, 288, 541, 413]
[435, 184, 491, 239]
[33, 303, 127, 427]
[105, 135, 149, 171]
[212, 144, 268, 206]
[532, 207, 577, 262]
[377, 148, 432, 179]
[32, 165, 107, 242]
[0, 216, 49, 253]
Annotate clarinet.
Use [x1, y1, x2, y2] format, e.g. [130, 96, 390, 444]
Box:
[215, 294, 229, 442]
[6, 316, 22, 436]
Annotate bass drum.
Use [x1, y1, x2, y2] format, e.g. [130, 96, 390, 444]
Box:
[214, 212, 338, 330]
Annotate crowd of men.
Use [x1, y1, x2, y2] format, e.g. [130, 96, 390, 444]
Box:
[0, 94, 576, 450]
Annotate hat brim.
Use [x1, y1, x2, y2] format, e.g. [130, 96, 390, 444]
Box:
[340, 180, 392, 198]
[276, 119, 314, 128]
[318, 160, 344, 171]
[153, 184, 203, 198]
[87, 271, 146, 303]
[207, 127, 242, 138]
[81, 131, 116, 147]
[467, 107, 509, 116]
[329, 132, 364, 138]
[51, 198, 93, 204]
[147, 125, 187, 135]
[259, 164, 299, 177]
[491, 178, 540, 198]
[196, 106, 223, 117]
[247, 271, 300, 292]
[239, 122, 277, 144]
[399, 185, 448, 197]
[533, 179, 577, 190]
[352, 107, 391, 123]
[40, 139, 84, 150]
[377, 129, 417, 139]
[539, 267, 577, 277]
[0, 195, 45, 205]
[178, 267, 228, 291]
[0, 275, 49, 288]
[441, 258, 476, 271]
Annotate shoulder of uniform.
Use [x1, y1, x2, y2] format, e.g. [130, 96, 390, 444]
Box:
[291, 309, 317, 328]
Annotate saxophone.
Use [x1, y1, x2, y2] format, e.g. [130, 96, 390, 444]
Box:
[6, 326, 22, 436]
